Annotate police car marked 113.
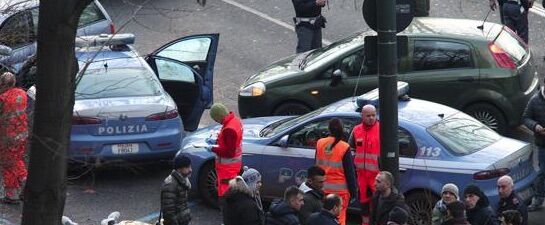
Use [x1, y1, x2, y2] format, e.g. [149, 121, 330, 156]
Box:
[180, 82, 539, 225]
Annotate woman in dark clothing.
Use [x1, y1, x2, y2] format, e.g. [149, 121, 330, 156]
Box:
[463, 185, 499, 225]
[223, 176, 265, 225]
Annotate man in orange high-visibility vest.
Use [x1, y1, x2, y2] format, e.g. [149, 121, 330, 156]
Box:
[315, 118, 358, 225]
[209, 103, 243, 205]
[349, 104, 380, 225]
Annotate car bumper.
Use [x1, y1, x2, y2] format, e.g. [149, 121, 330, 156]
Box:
[238, 95, 273, 118]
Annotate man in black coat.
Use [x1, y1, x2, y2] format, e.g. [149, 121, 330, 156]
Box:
[370, 171, 409, 225]
[266, 186, 305, 225]
[489, 0, 534, 43]
[463, 185, 499, 225]
[160, 154, 192, 225]
[497, 176, 527, 225]
[223, 176, 264, 225]
[299, 165, 326, 224]
[306, 194, 341, 225]
[291, 0, 326, 53]
[523, 81, 545, 211]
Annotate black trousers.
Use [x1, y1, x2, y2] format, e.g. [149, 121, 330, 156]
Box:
[295, 24, 322, 53]
[502, 2, 529, 43]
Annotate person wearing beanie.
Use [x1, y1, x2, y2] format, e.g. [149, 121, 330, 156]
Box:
[242, 166, 264, 212]
[463, 184, 499, 225]
[387, 206, 409, 225]
[208, 103, 244, 203]
[441, 201, 469, 225]
[160, 153, 192, 225]
[432, 183, 460, 225]
[497, 176, 527, 225]
[223, 176, 265, 225]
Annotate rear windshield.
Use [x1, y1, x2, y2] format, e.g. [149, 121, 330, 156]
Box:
[75, 68, 162, 100]
[494, 28, 528, 65]
[79, 2, 106, 27]
[427, 112, 501, 155]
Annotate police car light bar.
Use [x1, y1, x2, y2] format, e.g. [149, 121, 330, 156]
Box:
[356, 81, 409, 109]
[75, 33, 135, 48]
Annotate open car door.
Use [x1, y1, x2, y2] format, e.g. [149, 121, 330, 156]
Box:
[146, 34, 219, 131]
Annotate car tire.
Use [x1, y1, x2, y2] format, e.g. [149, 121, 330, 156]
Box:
[198, 162, 219, 208]
[273, 102, 311, 116]
[405, 191, 439, 225]
[464, 103, 507, 134]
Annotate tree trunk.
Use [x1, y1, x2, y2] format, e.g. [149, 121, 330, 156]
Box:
[21, 0, 92, 224]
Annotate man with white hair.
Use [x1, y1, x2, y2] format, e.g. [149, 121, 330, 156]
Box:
[497, 175, 527, 225]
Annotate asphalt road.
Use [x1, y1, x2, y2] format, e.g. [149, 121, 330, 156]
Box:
[2, 0, 545, 224]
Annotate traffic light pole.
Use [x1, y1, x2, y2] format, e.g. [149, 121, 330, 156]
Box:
[377, 0, 400, 188]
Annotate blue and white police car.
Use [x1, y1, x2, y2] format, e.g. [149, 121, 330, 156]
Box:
[26, 33, 219, 163]
[179, 82, 538, 224]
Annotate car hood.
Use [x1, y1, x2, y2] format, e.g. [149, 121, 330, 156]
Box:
[243, 54, 304, 85]
[73, 95, 176, 118]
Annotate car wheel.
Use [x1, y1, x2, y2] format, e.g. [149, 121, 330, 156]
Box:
[273, 102, 311, 116]
[464, 103, 507, 134]
[406, 191, 439, 225]
[198, 162, 219, 208]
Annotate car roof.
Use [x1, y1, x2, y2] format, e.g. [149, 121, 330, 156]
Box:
[76, 46, 144, 70]
[321, 96, 459, 128]
[401, 17, 504, 42]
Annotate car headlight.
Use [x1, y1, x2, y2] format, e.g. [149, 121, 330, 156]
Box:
[239, 82, 266, 97]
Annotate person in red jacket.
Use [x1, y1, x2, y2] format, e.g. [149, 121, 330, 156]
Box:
[0, 72, 28, 204]
[349, 104, 380, 225]
[208, 103, 243, 205]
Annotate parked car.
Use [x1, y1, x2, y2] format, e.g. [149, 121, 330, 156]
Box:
[23, 33, 219, 163]
[0, 0, 114, 71]
[238, 17, 539, 134]
[185, 82, 538, 225]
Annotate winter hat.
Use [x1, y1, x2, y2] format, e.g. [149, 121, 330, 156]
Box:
[210, 103, 229, 123]
[388, 207, 408, 224]
[242, 166, 262, 191]
[463, 184, 483, 197]
[173, 154, 191, 169]
[441, 183, 460, 200]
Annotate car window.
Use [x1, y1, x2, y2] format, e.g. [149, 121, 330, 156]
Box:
[412, 40, 473, 71]
[79, 2, 106, 27]
[156, 37, 211, 62]
[75, 67, 162, 100]
[0, 11, 34, 48]
[399, 128, 417, 158]
[155, 58, 196, 83]
[339, 49, 376, 77]
[427, 112, 501, 155]
[288, 119, 330, 149]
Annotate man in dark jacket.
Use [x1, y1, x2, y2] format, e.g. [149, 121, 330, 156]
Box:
[523, 82, 545, 211]
[463, 185, 499, 225]
[223, 176, 264, 225]
[306, 194, 341, 225]
[291, 0, 326, 53]
[489, 0, 534, 43]
[160, 154, 192, 225]
[266, 186, 305, 225]
[497, 176, 527, 225]
[441, 201, 470, 225]
[370, 171, 409, 225]
[299, 165, 326, 224]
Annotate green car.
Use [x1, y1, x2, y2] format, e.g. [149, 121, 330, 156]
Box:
[238, 17, 539, 133]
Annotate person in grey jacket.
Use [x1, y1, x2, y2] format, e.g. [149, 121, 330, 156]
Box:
[160, 154, 192, 225]
[432, 183, 460, 225]
[523, 82, 545, 211]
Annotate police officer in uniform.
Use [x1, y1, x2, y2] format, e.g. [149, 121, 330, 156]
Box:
[292, 0, 327, 53]
[497, 175, 528, 225]
[490, 0, 534, 43]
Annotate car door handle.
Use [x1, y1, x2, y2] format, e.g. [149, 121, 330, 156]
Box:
[457, 76, 475, 82]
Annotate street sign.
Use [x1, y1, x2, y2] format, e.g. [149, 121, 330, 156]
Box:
[362, 0, 415, 33]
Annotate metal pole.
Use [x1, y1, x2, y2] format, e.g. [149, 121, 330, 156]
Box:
[377, 0, 399, 188]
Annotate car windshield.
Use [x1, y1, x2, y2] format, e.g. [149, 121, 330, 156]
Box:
[263, 107, 326, 137]
[301, 32, 364, 68]
[427, 112, 501, 155]
[75, 67, 162, 100]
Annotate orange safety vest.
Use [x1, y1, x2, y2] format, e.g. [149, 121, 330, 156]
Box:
[215, 113, 243, 197]
[352, 121, 380, 204]
[315, 137, 350, 194]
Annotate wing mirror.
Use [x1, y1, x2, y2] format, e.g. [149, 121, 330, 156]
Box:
[0, 45, 13, 56]
[276, 135, 289, 148]
[330, 69, 343, 87]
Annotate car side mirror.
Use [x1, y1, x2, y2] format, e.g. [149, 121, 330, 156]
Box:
[276, 135, 289, 148]
[330, 69, 343, 87]
[0, 45, 13, 56]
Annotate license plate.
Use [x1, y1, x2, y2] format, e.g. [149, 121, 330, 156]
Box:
[112, 143, 139, 154]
